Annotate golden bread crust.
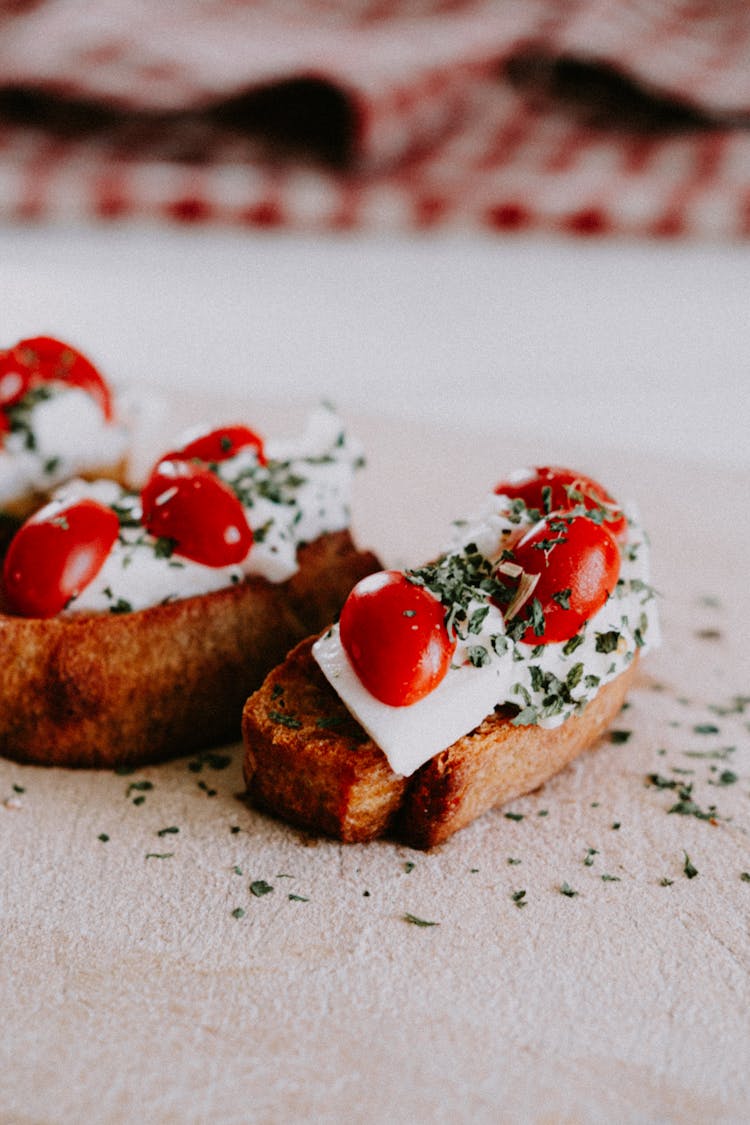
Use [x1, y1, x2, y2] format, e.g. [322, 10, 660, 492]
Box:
[0, 531, 379, 768]
[242, 636, 638, 848]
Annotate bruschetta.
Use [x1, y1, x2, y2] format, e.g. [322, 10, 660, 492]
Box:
[242, 467, 659, 847]
[0, 405, 379, 767]
[0, 335, 131, 537]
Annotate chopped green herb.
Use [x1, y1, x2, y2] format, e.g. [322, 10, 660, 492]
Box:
[145, 852, 174, 860]
[269, 710, 302, 729]
[693, 723, 720, 735]
[562, 634, 585, 656]
[504, 811, 524, 822]
[315, 715, 344, 729]
[126, 780, 153, 797]
[109, 598, 133, 615]
[552, 588, 571, 610]
[740, 873, 750, 883]
[403, 862, 415, 873]
[683, 852, 699, 879]
[403, 913, 439, 927]
[288, 894, 309, 902]
[583, 848, 598, 867]
[98, 833, 109, 843]
[601, 874, 621, 882]
[153, 536, 177, 559]
[595, 630, 621, 654]
[467, 645, 490, 668]
[507, 857, 521, 865]
[157, 826, 179, 837]
[231, 865, 243, 876]
[511, 889, 527, 908]
[611, 822, 621, 830]
[609, 729, 632, 744]
[250, 880, 274, 897]
[659, 878, 674, 887]
[231, 907, 245, 919]
[684, 746, 735, 760]
[559, 882, 579, 898]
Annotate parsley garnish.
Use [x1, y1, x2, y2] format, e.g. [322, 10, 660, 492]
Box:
[559, 882, 579, 897]
[683, 852, 699, 879]
[269, 710, 302, 729]
[562, 634, 585, 656]
[403, 913, 439, 927]
[595, 630, 621, 654]
[250, 880, 274, 897]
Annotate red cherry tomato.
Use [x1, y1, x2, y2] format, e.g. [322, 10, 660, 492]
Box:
[497, 512, 621, 645]
[11, 335, 113, 420]
[3, 497, 119, 618]
[339, 570, 456, 707]
[141, 459, 253, 567]
[0, 349, 33, 409]
[494, 466, 626, 538]
[171, 424, 266, 466]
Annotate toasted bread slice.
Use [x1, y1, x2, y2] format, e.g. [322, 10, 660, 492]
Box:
[242, 636, 638, 848]
[0, 531, 379, 769]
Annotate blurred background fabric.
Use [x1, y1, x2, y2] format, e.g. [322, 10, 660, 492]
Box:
[0, 0, 749, 236]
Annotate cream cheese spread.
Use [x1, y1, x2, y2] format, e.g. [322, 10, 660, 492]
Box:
[0, 384, 129, 510]
[59, 405, 362, 614]
[313, 493, 659, 778]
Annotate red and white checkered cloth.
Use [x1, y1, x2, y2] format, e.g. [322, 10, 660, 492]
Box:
[0, 0, 749, 236]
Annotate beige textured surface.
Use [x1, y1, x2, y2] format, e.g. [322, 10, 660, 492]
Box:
[1, 407, 748, 1124]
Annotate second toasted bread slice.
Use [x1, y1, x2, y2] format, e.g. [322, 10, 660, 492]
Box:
[242, 635, 637, 848]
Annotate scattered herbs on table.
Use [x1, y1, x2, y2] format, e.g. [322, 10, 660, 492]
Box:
[683, 852, 699, 879]
[250, 880, 274, 897]
[403, 913, 439, 927]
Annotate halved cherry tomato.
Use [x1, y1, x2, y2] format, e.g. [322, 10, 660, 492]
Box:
[2, 497, 119, 618]
[339, 570, 456, 707]
[141, 459, 253, 567]
[494, 466, 626, 538]
[10, 335, 113, 420]
[496, 512, 620, 645]
[171, 424, 266, 466]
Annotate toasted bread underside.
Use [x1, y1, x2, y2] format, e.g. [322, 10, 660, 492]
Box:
[0, 531, 379, 768]
[242, 637, 638, 849]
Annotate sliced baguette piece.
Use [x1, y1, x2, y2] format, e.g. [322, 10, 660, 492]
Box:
[242, 635, 638, 848]
[0, 531, 379, 769]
